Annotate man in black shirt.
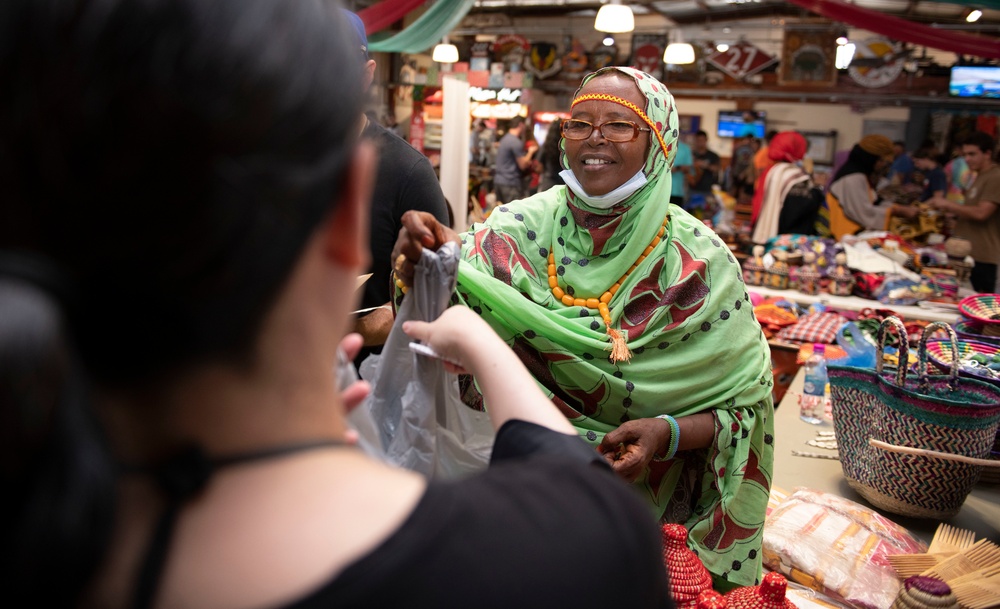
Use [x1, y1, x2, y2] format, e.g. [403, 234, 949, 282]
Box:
[344, 11, 450, 367]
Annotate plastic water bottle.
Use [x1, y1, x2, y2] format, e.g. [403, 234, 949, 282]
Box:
[800, 344, 828, 425]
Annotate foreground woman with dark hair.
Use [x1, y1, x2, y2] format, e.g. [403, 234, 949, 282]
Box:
[0, 1, 670, 607]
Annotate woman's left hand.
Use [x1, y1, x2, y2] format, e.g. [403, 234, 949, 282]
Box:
[598, 418, 672, 482]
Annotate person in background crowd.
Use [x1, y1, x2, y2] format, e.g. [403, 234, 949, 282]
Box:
[670, 138, 694, 207]
[945, 143, 971, 205]
[470, 119, 487, 165]
[729, 134, 756, 202]
[524, 134, 542, 195]
[930, 131, 1000, 293]
[393, 66, 774, 591]
[889, 140, 915, 186]
[344, 10, 450, 368]
[689, 129, 721, 197]
[493, 116, 538, 204]
[751, 131, 823, 243]
[537, 119, 566, 193]
[753, 129, 779, 195]
[0, 2, 674, 607]
[911, 148, 948, 203]
[823, 134, 919, 239]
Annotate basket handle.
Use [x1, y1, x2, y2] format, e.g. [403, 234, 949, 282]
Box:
[917, 322, 961, 392]
[875, 316, 908, 388]
[869, 438, 1000, 467]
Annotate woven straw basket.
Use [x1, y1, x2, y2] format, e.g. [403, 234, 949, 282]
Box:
[829, 319, 1000, 519]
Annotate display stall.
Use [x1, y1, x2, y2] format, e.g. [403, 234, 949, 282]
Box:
[773, 368, 1000, 545]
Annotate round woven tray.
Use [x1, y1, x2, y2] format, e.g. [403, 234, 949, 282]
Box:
[959, 293, 1000, 327]
[954, 319, 1000, 346]
[925, 337, 1000, 387]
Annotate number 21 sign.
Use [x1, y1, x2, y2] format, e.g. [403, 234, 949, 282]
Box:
[707, 41, 777, 80]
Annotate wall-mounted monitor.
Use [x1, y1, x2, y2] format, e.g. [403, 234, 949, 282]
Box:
[717, 110, 767, 138]
[949, 66, 1000, 99]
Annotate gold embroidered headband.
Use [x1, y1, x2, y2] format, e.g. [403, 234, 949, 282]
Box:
[571, 93, 668, 159]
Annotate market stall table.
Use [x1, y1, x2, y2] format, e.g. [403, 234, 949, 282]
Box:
[750, 285, 961, 325]
[772, 368, 1000, 545]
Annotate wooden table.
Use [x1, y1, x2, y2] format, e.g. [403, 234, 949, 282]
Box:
[773, 368, 1000, 544]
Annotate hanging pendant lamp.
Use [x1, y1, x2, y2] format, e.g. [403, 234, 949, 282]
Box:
[595, 0, 634, 34]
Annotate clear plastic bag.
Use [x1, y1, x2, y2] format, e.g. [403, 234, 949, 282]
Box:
[762, 488, 927, 609]
[353, 242, 494, 479]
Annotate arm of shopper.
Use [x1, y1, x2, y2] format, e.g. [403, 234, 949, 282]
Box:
[515, 144, 538, 172]
[391, 210, 462, 287]
[930, 196, 998, 222]
[402, 306, 577, 436]
[835, 173, 889, 230]
[597, 411, 715, 482]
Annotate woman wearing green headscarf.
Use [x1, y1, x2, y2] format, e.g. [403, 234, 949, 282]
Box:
[393, 67, 773, 590]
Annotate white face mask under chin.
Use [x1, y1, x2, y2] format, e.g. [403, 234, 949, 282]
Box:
[560, 169, 648, 210]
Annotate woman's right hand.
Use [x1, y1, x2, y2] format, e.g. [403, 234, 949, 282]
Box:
[391, 210, 461, 288]
[403, 306, 577, 436]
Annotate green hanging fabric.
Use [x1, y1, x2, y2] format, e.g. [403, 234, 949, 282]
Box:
[368, 0, 477, 54]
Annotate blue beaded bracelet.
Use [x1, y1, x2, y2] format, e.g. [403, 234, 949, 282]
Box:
[653, 414, 680, 462]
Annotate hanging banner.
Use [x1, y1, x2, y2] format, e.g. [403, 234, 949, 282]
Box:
[848, 38, 906, 88]
[561, 38, 590, 80]
[787, 0, 1000, 59]
[779, 26, 838, 87]
[527, 42, 562, 79]
[629, 34, 666, 81]
[589, 45, 618, 71]
[707, 41, 777, 80]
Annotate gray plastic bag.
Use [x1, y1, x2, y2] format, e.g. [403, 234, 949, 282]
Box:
[353, 242, 493, 479]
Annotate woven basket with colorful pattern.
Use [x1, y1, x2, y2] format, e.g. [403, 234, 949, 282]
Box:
[829, 319, 1000, 519]
[925, 336, 1000, 387]
[958, 293, 1000, 325]
[953, 318, 1000, 346]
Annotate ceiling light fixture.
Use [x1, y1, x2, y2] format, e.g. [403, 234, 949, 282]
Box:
[835, 43, 856, 69]
[716, 43, 730, 53]
[836, 35, 849, 45]
[594, 0, 634, 33]
[603, 35, 615, 46]
[432, 37, 459, 63]
[663, 30, 694, 65]
[966, 8, 983, 22]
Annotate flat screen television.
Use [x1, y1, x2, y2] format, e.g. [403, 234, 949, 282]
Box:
[949, 66, 1000, 98]
[717, 110, 766, 138]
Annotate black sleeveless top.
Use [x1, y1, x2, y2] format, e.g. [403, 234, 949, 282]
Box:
[131, 422, 673, 609]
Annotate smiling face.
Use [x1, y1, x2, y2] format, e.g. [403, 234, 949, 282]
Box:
[564, 73, 650, 197]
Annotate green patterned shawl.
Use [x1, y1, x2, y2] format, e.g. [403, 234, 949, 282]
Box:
[453, 68, 774, 588]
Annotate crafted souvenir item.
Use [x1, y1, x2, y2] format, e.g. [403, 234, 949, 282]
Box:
[662, 523, 715, 608]
[743, 245, 768, 287]
[890, 576, 959, 609]
[698, 590, 728, 609]
[796, 251, 822, 295]
[828, 252, 855, 297]
[766, 249, 791, 290]
[724, 572, 798, 609]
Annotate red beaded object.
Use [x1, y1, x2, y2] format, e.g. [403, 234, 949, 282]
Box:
[723, 572, 798, 609]
[697, 589, 728, 609]
[662, 523, 715, 608]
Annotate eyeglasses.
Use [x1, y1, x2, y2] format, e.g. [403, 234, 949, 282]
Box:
[561, 119, 651, 142]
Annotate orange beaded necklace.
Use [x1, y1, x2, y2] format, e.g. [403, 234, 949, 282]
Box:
[548, 213, 669, 363]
